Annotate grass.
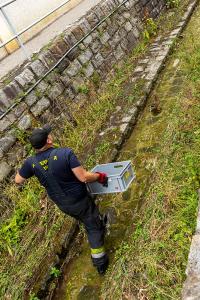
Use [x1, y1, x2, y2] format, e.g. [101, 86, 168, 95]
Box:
[101, 4, 200, 299]
[0, 1, 192, 298]
[0, 29, 148, 299]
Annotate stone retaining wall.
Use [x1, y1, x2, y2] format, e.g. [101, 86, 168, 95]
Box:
[0, 0, 166, 215]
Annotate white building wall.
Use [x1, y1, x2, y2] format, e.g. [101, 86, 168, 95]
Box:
[0, 0, 82, 59]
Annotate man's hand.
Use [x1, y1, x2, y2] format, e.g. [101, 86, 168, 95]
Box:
[15, 172, 26, 184]
[95, 172, 108, 187]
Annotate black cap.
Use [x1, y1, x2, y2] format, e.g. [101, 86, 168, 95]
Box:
[29, 124, 52, 149]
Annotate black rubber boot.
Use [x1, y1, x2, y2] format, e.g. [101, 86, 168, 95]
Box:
[92, 254, 109, 275]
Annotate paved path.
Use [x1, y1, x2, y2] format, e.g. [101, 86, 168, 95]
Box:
[0, 0, 100, 81]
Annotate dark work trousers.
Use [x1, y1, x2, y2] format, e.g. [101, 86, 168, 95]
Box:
[31, 150, 108, 271]
[77, 196, 105, 249]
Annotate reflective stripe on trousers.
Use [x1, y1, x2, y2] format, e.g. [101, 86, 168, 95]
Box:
[91, 246, 105, 259]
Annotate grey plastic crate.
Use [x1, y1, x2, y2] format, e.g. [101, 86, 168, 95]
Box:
[87, 160, 135, 195]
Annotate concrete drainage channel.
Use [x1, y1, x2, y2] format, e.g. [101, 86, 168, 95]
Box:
[182, 190, 200, 299]
[32, 1, 200, 299]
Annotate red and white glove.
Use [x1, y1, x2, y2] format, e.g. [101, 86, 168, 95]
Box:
[95, 172, 108, 187]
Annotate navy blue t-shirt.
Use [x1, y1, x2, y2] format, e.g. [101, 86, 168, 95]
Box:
[19, 147, 88, 199]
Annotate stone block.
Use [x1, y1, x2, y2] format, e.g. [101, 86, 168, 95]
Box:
[84, 62, 94, 78]
[114, 45, 124, 60]
[129, 107, 139, 120]
[120, 38, 129, 52]
[48, 82, 65, 101]
[72, 77, 85, 93]
[103, 53, 116, 71]
[101, 2, 111, 15]
[127, 31, 137, 51]
[49, 37, 69, 60]
[64, 87, 76, 100]
[2, 81, 21, 104]
[186, 235, 200, 276]
[37, 81, 49, 94]
[78, 42, 86, 51]
[86, 12, 99, 28]
[122, 12, 131, 19]
[0, 117, 12, 132]
[0, 135, 16, 154]
[60, 74, 71, 88]
[5, 112, 17, 123]
[0, 89, 12, 110]
[122, 116, 132, 123]
[78, 49, 93, 64]
[91, 39, 101, 54]
[92, 53, 104, 68]
[67, 47, 81, 61]
[124, 21, 133, 32]
[25, 91, 38, 107]
[105, 0, 116, 10]
[120, 123, 129, 135]
[134, 66, 144, 73]
[71, 25, 85, 40]
[101, 44, 112, 59]
[118, 27, 128, 39]
[83, 35, 93, 46]
[38, 50, 57, 69]
[108, 24, 119, 38]
[182, 275, 200, 300]
[116, 14, 126, 26]
[77, 18, 91, 35]
[30, 97, 50, 117]
[65, 60, 82, 77]
[0, 161, 12, 182]
[45, 72, 60, 84]
[100, 32, 110, 44]
[18, 114, 32, 130]
[64, 30, 77, 47]
[13, 102, 27, 118]
[29, 60, 48, 78]
[15, 68, 36, 89]
[53, 56, 70, 74]
[93, 5, 105, 20]
[109, 32, 121, 48]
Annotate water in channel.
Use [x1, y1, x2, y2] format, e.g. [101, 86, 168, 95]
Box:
[52, 6, 199, 297]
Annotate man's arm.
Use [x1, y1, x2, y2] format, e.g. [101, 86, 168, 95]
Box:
[72, 166, 100, 183]
[15, 171, 27, 184]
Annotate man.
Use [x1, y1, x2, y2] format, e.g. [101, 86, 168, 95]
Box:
[15, 124, 109, 274]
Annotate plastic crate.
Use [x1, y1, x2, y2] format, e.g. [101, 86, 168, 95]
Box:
[87, 160, 135, 195]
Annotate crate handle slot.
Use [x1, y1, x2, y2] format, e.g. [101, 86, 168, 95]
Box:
[114, 165, 123, 168]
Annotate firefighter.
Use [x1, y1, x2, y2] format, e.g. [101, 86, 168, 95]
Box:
[15, 124, 109, 274]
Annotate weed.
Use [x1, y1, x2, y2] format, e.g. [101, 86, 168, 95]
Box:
[0, 1, 189, 297]
[91, 71, 101, 88]
[143, 18, 158, 41]
[50, 266, 61, 278]
[13, 127, 28, 145]
[101, 5, 200, 298]
[35, 89, 43, 98]
[166, 0, 180, 8]
[77, 84, 90, 94]
[30, 293, 40, 300]
[0, 208, 28, 255]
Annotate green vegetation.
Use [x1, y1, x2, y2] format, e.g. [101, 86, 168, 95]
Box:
[0, 1, 191, 298]
[77, 84, 90, 94]
[143, 18, 158, 41]
[0, 26, 148, 298]
[166, 0, 180, 8]
[50, 266, 61, 278]
[101, 5, 200, 298]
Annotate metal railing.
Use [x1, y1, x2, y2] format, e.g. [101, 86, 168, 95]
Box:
[0, 0, 72, 59]
[0, 0, 130, 121]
